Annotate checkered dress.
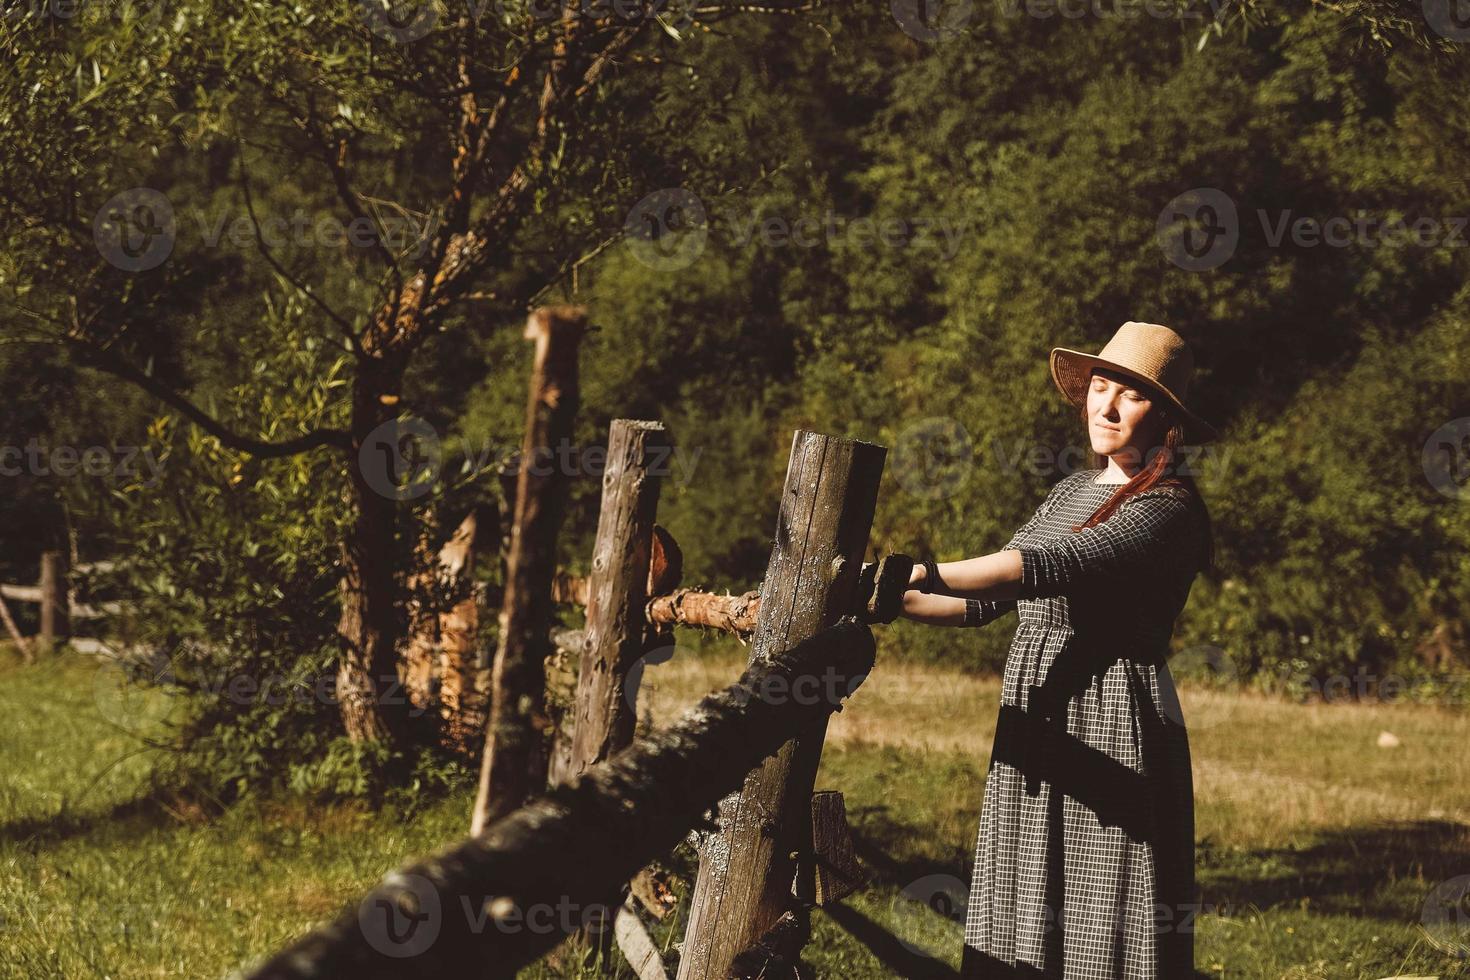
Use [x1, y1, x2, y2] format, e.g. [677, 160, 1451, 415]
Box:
[959, 468, 1204, 979]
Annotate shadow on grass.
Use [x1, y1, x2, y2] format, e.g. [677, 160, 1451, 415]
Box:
[841, 803, 1462, 975]
[822, 899, 961, 979]
[1199, 818, 1470, 920]
[0, 788, 223, 849]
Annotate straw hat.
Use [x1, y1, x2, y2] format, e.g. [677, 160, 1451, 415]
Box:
[1049, 321, 1219, 444]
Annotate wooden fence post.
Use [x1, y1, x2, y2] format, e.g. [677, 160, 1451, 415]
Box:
[676, 430, 885, 979]
[241, 619, 877, 980]
[564, 418, 671, 781]
[39, 550, 69, 651]
[471, 305, 586, 835]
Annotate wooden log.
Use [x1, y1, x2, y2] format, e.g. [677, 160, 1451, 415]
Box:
[614, 895, 667, 980]
[239, 618, 876, 980]
[39, 550, 68, 650]
[647, 588, 761, 637]
[810, 790, 867, 906]
[0, 592, 32, 663]
[676, 430, 885, 980]
[0, 584, 43, 602]
[567, 419, 671, 781]
[471, 306, 586, 835]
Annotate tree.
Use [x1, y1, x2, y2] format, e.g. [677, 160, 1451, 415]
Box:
[0, 0, 802, 745]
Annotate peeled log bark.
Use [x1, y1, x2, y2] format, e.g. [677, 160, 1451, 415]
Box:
[240, 618, 876, 980]
[646, 588, 761, 637]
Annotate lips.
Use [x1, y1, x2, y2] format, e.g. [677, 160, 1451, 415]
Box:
[1092, 422, 1121, 432]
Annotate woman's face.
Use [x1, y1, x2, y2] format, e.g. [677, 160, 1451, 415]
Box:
[1085, 368, 1165, 466]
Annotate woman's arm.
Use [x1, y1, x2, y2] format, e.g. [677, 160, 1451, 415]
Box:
[898, 591, 970, 625]
[907, 550, 1025, 603]
[898, 557, 1023, 626]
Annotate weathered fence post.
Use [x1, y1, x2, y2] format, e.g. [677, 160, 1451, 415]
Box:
[38, 550, 69, 652]
[239, 618, 876, 980]
[676, 430, 885, 979]
[565, 418, 671, 781]
[471, 305, 586, 835]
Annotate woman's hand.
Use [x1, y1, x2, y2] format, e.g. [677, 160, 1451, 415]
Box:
[854, 553, 915, 624]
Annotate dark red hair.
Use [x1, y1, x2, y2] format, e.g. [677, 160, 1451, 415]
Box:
[1073, 389, 1215, 574]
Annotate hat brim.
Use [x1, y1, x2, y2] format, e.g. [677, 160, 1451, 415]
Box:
[1050, 347, 1219, 445]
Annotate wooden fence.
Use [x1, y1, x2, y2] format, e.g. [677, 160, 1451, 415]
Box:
[7, 305, 905, 979]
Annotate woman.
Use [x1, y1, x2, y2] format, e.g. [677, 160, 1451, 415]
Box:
[899, 321, 1217, 979]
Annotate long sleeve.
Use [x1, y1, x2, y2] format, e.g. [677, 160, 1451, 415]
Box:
[1016, 488, 1196, 599]
[958, 473, 1087, 627]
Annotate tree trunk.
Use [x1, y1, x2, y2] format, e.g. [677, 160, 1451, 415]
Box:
[336, 361, 414, 745]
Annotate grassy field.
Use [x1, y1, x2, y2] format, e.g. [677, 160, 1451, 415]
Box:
[1, 641, 1467, 979]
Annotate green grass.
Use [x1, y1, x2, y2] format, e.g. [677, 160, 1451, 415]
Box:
[1, 643, 1468, 978]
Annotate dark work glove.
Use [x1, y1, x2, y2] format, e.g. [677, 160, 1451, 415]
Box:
[855, 553, 915, 625]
